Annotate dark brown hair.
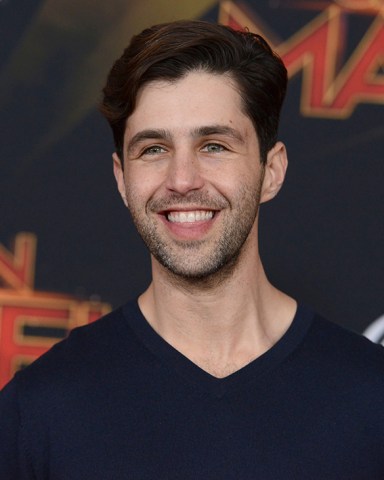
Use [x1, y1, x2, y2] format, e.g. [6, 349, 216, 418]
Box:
[100, 20, 287, 164]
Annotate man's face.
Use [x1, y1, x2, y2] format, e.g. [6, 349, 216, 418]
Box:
[114, 71, 271, 280]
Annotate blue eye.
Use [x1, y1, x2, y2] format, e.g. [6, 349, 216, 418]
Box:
[203, 143, 225, 153]
[143, 145, 166, 155]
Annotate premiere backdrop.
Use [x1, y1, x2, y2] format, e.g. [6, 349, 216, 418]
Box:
[1, 0, 383, 386]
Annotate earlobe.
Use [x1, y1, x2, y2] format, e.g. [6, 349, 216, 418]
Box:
[260, 142, 288, 204]
[112, 152, 128, 207]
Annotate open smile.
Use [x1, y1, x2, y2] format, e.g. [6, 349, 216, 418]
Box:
[166, 210, 215, 223]
[156, 208, 219, 239]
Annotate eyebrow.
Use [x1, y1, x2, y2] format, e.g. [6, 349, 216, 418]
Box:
[192, 125, 245, 143]
[126, 124, 245, 155]
[127, 129, 171, 155]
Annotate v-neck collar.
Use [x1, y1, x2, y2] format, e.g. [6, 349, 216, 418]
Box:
[122, 300, 314, 398]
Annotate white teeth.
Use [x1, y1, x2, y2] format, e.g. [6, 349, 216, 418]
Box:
[167, 210, 214, 223]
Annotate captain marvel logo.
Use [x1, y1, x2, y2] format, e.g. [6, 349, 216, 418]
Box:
[220, 0, 384, 118]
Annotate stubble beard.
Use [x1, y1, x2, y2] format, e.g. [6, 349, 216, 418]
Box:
[127, 185, 262, 287]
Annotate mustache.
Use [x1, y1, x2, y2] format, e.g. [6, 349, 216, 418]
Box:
[148, 192, 229, 212]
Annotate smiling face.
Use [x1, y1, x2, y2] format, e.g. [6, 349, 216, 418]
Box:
[114, 71, 285, 280]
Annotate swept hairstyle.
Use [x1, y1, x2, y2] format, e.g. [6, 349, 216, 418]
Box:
[100, 20, 287, 164]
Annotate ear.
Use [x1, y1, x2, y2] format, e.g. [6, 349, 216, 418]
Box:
[260, 141, 288, 204]
[112, 152, 128, 207]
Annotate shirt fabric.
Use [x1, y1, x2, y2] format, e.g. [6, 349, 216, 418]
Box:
[1, 300, 384, 479]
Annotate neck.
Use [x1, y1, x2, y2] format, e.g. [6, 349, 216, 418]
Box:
[138, 240, 296, 378]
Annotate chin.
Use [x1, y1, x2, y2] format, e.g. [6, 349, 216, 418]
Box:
[157, 251, 240, 286]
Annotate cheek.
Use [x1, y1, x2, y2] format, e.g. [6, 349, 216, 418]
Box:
[213, 166, 262, 197]
[124, 169, 164, 211]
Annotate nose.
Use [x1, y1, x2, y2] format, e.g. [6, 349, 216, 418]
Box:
[165, 149, 204, 195]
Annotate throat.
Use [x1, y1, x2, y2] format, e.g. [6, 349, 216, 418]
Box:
[189, 351, 261, 378]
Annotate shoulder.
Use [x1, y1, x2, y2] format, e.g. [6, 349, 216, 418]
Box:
[6, 300, 144, 395]
[297, 310, 384, 390]
[28, 305, 126, 370]
[308, 312, 384, 364]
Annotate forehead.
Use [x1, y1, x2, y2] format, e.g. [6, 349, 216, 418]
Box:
[124, 71, 253, 138]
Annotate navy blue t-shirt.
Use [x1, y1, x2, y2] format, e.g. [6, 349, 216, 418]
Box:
[1, 300, 384, 479]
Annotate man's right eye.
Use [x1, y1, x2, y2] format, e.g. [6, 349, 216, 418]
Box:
[142, 145, 166, 155]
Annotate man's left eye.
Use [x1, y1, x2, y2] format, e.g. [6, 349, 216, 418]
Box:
[202, 143, 225, 153]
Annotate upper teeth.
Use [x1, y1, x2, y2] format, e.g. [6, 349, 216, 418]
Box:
[167, 211, 214, 223]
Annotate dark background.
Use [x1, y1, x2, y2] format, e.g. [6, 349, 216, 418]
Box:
[1, 0, 383, 334]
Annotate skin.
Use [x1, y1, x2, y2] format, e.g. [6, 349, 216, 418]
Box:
[114, 71, 296, 378]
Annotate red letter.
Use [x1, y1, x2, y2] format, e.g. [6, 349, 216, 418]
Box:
[0, 233, 36, 290]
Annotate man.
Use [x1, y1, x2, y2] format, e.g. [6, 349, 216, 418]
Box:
[1, 20, 384, 479]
